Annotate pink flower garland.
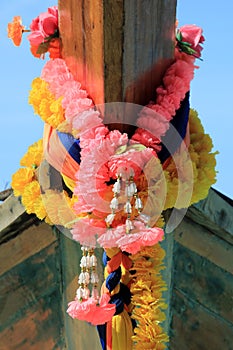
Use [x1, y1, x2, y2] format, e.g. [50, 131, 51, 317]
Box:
[40, 39, 199, 250]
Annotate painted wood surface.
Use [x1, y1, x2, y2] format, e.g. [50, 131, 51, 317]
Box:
[170, 190, 233, 350]
[0, 228, 64, 350]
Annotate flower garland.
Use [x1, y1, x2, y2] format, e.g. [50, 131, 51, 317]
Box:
[130, 245, 168, 349]
[11, 139, 77, 227]
[9, 6, 218, 350]
[11, 139, 47, 220]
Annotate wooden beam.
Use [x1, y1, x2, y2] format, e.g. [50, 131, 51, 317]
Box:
[0, 222, 57, 276]
[173, 216, 233, 275]
[187, 187, 233, 245]
[170, 289, 233, 350]
[173, 243, 233, 325]
[58, 0, 177, 121]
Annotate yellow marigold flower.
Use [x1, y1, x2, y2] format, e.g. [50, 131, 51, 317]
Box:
[7, 16, 26, 46]
[11, 167, 34, 197]
[47, 97, 65, 128]
[34, 196, 47, 220]
[29, 78, 65, 129]
[29, 78, 49, 115]
[20, 139, 43, 169]
[21, 181, 41, 214]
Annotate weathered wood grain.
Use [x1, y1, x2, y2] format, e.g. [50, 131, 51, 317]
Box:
[58, 0, 104, 105]
[173, 216, 233, 275]
[0, 195, 27, 236]
[173, 243, 233, 324]
[0, 242, 64, 350]
[170, 289, 233, 350]
[58, 0, 177, 115]
[187, 188, 233, 245]
[0, 222, 57, 276]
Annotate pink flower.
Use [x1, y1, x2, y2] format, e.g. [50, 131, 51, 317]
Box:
[108, 146, 154, 179]
[131, 128, 161, 152]
[137, 106, 170, 135]
[41, 58, 73, 95]
[67, 293, 116, 325]
[72, 109, 103, 135]
[116, 221, 164, 254]
[28, 6, 58, 46]
[178, 24, 205, 58]
[97, 225, 126, 248]
[67, 297, 96, 321]
[71, 218, 106, 247]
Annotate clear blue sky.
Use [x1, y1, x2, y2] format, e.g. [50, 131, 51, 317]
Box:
[0, 1, 232, 200]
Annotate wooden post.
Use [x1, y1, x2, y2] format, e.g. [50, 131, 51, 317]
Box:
[58, 0, 177, 348]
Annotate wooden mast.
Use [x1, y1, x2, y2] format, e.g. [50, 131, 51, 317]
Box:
[58, 0, 177, 348]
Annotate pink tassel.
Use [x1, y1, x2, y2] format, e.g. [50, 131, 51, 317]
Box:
[67, 293, 115, 326]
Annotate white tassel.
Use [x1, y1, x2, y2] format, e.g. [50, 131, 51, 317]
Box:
[135, 197, 143, 211]
[105, 213, 115, 225]
[91, 286, 99, 300]
[126, 218, 134, 232]
[113, 178, 121, 194]
[124, 201, 132, 214]
[91, 271, 99, 284]
[110, 196, 119, 210]
[76, 286, 90, 300]
[78, 271, 90, 285]
[90, 254, 97, 267]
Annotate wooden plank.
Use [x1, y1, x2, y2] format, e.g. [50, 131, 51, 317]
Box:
[0, 243, 59, 330]
[173, 216, 233, 275]
[173, 243, 233, 324]
[0, 243, 64, 349]
[0, 293, 64, 350]
[0, 195, 26, 234]
[187, 188, 233, 245]
[58, 230, 103, 350]
[0, 222, 57, 276]
[58, 0, 104, 105]
[170, 289, 233, 350]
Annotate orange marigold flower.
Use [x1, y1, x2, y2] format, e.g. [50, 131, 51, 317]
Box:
[7, 16, 25, 46]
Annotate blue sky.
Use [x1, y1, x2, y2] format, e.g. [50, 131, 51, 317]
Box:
[0, 1, 232, 200]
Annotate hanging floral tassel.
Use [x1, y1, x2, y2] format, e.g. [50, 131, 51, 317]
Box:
[67, 246, 116, 325]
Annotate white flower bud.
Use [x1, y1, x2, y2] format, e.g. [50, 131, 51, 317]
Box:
[110, 197, 119, 210]
[124, 201, 132, 214]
